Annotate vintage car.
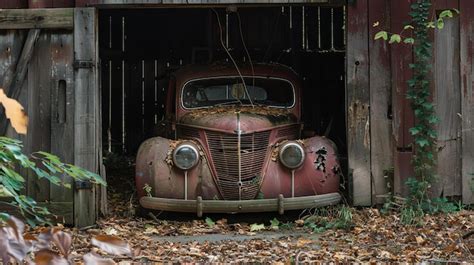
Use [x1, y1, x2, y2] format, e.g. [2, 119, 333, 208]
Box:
[136, 63, 341, 217]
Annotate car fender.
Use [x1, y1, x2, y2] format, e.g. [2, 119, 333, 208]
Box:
[135, 137, 220, 200]
[260, 136, 340, 198]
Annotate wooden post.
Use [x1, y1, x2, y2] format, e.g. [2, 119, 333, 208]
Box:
[460, 1, 474, 204]
[347, 0, 371, 206]
[74, 7, 99, 227]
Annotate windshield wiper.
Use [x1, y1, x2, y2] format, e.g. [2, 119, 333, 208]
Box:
[214, 100, 242, 107]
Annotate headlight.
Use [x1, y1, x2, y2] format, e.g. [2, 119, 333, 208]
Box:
[279, 141, 305, 169]
[173, 143, 199, 170]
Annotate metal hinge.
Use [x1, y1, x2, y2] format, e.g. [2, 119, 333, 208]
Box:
[73, 60, 95, 69]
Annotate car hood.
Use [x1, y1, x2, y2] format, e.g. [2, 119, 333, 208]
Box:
[178, 106, 297, 133]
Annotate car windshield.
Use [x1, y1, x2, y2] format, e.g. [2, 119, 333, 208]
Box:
[181, 76, 295, 108]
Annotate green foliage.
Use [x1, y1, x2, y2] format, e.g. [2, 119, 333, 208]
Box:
[0, 137, 105, 226]
[270, 217, 280, 230]
[249, 223, 265, 232]
[205, 217, 215, 228]
[406, 1, 437, 210]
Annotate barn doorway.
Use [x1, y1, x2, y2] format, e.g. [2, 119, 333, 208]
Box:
[98, 6, 347, 209]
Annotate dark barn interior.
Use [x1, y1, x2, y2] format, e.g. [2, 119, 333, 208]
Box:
[98, 6, 347, 196]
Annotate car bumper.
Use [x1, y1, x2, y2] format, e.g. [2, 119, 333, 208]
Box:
[140, 192, 341, 217]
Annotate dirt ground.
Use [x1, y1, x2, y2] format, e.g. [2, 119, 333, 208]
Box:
[58, 164, 472, 263]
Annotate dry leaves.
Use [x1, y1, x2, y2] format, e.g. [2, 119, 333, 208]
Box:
[0, 88, 28, 134]
[50, 203, 472, 263]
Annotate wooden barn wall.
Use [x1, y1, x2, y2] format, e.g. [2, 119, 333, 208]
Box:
[0, 29, 75, 222]
[350, 0, 472, 205]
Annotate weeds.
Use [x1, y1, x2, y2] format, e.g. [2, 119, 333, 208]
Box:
[301, 204, 353, 233]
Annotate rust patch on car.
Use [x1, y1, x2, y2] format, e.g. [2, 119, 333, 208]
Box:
[314, 146, 328, 172]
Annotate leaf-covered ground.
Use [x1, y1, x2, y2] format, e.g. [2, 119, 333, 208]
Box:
[46, 193, 471, 263]
[36, 164, 469, 263]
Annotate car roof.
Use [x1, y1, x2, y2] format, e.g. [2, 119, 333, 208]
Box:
[171, 62, 300, 84]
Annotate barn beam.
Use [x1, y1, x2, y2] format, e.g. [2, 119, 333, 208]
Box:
[0, 8, 73, 30]
[75, 0, 344, 6]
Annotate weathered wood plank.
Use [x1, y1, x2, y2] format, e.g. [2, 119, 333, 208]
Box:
[347, 0, 371, 206]
[460, 1, 474, 204]
[50, 33, 75, 209]
[74, 7, 99, 227]
[391, 0, 414, 197]
[0, 9, 73, 30]
[0, 30, 26, 90]
[0, 29, 40, 135]
[368, 0, 393, 203]
[433, 17, 461, 198]
[0, 30, 26, 140]
[26, 32, 52, 202]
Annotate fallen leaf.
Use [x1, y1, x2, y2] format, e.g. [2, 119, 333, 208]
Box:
[91, 235, 132, 256]
[0, 88, 28, 134]
[250, 223, 265, 232]
[34, 249, 68, 265]
[415, 236, 425, 245]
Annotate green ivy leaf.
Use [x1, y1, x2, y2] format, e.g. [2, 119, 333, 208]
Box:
[389, 34, 402, 44]
[439, 10, 453, 19]
[416, 138, 430, 147]
[409, 127, 421, 136]
[404, 38, 415, 44]
[428, 115, 439, 124]
[374, 31, 388, 41]
[437, 18, 445, 29]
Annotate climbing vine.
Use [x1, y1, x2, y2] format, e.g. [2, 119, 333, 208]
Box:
[374, 1, 459, 224]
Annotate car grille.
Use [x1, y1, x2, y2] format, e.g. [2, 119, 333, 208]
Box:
[277, 124, 301, 140]
[206, 130, 271, 200]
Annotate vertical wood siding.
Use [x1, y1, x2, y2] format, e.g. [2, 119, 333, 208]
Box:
[390, 0, 414, 197]
[347, 0, 371, 206]
[432, 0, 462, 198]
[460, 1, 474, 204]
[368, 0, 392, 203]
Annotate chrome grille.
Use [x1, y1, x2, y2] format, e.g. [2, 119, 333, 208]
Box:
[206, 130, 271, 200]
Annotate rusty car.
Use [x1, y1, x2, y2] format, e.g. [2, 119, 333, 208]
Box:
[136, 63, 341, 216]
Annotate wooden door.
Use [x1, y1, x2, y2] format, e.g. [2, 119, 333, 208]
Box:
[0, 9, 76, 223]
